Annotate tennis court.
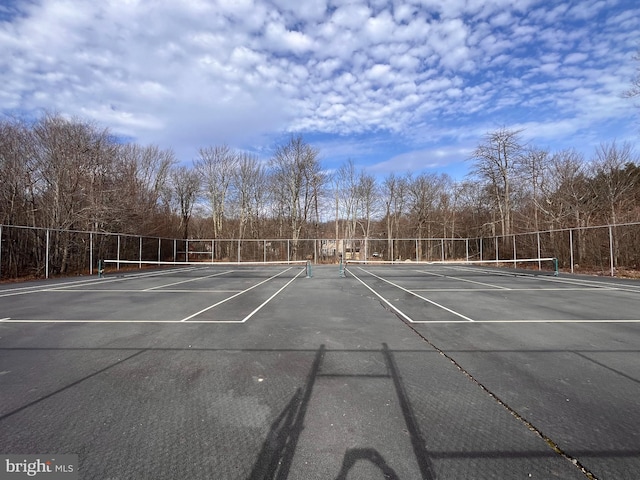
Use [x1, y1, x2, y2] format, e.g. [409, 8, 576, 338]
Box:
[0, 262, 639, 479]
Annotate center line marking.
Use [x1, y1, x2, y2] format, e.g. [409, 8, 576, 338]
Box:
[180, 268, 294, 322]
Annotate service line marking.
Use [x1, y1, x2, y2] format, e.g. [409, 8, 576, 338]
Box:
[415, 269, 511, 290]
[411, 287, 618, 293]
[143, 270, 233, 291]
[356, 267, 474, 322]
[180, 267, 293, 322]
[0, 266, 206, 298]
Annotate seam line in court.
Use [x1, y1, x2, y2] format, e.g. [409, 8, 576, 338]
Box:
[391, 308, 599, 480]
[347, 269, 426, 324]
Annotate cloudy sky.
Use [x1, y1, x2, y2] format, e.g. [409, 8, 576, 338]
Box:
[1, 0, 639, 178]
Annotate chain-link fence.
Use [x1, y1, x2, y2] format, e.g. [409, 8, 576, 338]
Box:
[2, 222, 640, 280]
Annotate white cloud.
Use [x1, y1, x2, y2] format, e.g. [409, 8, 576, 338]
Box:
[0, 0, 637, 171]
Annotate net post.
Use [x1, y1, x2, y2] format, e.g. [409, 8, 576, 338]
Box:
[306, 260, 312, 278]
[553, 257, 559, 276]
[98, 259, 104, 278]
[339, 257, 346, 278]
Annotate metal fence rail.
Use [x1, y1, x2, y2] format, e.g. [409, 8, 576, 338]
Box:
[1, 222, 639, 280]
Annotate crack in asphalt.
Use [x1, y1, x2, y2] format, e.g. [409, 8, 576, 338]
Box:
[377, 298, 599, 480]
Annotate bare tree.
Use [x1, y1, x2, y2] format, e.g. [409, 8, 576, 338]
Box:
[469, 128, 524, 236]
[231, 153, 266, 240]
[518, 146, 549, 232]
[589, 141, 640, 225]
[171, 165, 201, 239]
[381, 173, 408, 260]
[269, 136, 323, 259]
[195, 145, 238, 242]
[0, 119, 35, 226]
[116, 143, 175, 234]
[356, 170, 378, 258]
[336, 159, 359, 243]
[538, 149, 589, 229]
[407, 173, 448, 259]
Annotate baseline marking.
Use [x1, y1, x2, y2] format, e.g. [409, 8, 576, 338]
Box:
[2, 319, 640, 324]
[411, 287, 618, 293]
[180, 267, 294, 322]
[407, 319, 640, 324]
[355, 267, 474, 322]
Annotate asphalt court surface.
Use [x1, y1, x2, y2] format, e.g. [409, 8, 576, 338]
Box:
[0, 263, 639, 479]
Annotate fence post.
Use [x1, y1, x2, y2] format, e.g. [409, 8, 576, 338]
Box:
[569, 229, 574, 274]
[45, 229, 50, 279]
[139, 236, 143, 268]
[90, 232, 93, 275]
[465, 237, 469, 262]
[158, 238, 161, 263]
[117, 235, 121, 270]
[609, 225, 614, 276]
[537, 232, 541, 270]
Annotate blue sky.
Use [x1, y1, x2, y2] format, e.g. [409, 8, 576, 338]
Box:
[1, 0, 639, 179]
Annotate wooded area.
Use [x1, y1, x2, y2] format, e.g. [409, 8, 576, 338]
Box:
[1, 113, 639, 278]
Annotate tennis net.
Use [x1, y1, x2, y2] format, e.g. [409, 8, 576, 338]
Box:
[344, 257, 559, 277]
[100, 259, 312, 279]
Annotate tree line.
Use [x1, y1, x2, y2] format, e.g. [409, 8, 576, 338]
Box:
[1, 113, 639, 273]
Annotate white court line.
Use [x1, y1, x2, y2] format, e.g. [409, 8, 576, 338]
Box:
[0, 317, 9, 321]
[143, 270, 233, 291]
[0, 319, 246, 323]
[348, 269, 416, 324]
[0, 266, 205, 298]
[180, 267, 294, 322]
[239, 267, 306, 323]
[411, 287, 618, 292]
[409, 319, 640, 324]
[40, 289, 242, 293]
[355, 267, 475, 322]
[415, 269, 511, 290]
[522, 274, 640, 291]
[3, 318, 640, 324]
